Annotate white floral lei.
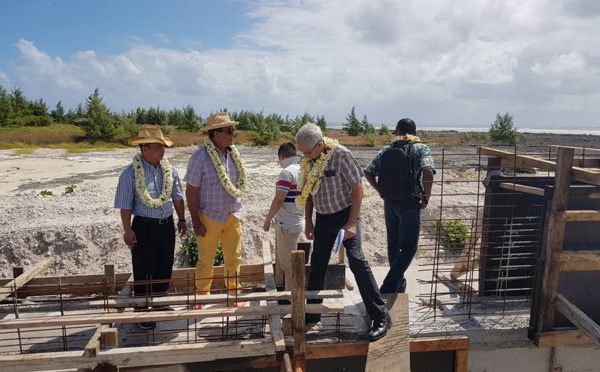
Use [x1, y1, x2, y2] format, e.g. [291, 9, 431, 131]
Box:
[204, 135, 247, 197]
[133, 154, 173, 208]
[296, 137, 339, 208]
[392, 134, 420, 143]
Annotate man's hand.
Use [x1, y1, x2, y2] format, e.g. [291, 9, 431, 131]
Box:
[123, 229, 137, 247]
[177, 221, 187, 236]
[305, 220, 315, 240]
[193, 222, 207, 237]
[263, 219, 271, 232]
[342, 222, 357, 240]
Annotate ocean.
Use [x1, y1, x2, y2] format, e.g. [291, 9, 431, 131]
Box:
[327, 123, 600, 135]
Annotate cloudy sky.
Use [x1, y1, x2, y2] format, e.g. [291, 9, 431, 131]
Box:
[1, 0, 599, 129]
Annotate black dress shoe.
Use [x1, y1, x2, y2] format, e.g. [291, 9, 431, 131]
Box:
[368, 315, 392, 342]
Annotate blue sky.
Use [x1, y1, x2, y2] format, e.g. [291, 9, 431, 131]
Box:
[1, 0, 600, 128]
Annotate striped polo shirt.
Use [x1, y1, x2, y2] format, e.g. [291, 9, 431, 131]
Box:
[275, 156, 304, 233]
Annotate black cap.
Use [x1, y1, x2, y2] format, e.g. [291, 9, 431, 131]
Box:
[395, 118, 416, 135]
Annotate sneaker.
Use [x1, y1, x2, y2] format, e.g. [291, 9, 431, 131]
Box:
[152, 305, 175, 311]
[138, 321, 156, 331]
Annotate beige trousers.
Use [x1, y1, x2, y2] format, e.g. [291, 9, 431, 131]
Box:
[275, 224, 302, 291]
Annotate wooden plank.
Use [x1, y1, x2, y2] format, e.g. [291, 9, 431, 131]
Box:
[100, 328, 119, 349]
[478, 146, 600, 186]
[305, 342, 369, 359]
[365, 293, 410, 372]
[548, 145, 600, 156]
[79, 290, 342, 309]
[455, 349, 469, 372]
[105, 264, 116, 296]
[0, 303, 344, 330]
[537, 147, 574, 333]
[554, 250, 600, 272]
[12, 266, 25, 299]
[0, 338, 277, 371]
[555, 293, 600, 346]
[291, 250, 306, 371]
[498, 182, 545, 196]
[409, 335, 469, 353]
[83, 324, 110, 357]
[435, 273, 478, 298]
[261, 239, 285, 352]
[534, 329, 594, 347]
[558, 210, 600, 222]
[0, 258, 54, 302]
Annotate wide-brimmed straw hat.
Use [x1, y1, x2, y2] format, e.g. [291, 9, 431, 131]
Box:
[201, 112, 239, 132]
[128, 125, 174, 147]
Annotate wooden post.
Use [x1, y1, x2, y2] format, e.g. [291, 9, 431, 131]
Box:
[281, 352, 293, 372]
[12, 267, 25, 299]
[0, 258, 54, 302]
[104, 264, 116, 296]
[100, 327, 118, 350]
[291, 250, 306, 372]
[537, 147, 574, 332]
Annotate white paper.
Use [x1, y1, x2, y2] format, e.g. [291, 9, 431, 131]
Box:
[333, 229, 345, 253]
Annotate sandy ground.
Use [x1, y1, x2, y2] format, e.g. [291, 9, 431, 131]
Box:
[1, 132, 599, 279]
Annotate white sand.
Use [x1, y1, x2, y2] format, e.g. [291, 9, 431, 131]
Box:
[0, 145, 479, 278]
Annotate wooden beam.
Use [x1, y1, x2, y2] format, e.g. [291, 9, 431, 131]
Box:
[498, 182, 545, 196]
[100, 328, 119, 350]
[12, 267, 25, 299]
[478, 146, 600, 186]
[0, 258, 54, 302]
[260, 240, 285, 352]
[291, 250, 306, 371]
[554, 250, 600, 272]
[0, 338, 278, 372]
[558, 210, 600, 222]
[455, 349, 469, 372]
[83, 324, 110, 357]
[409, 335, 469, 353]
[555, 293, 600, 346]
[537, 147, 574, 333]
[534, 329, 594, 347]
[305, 342, 369, 359]
[104, 265, 116, 296]
[0, 303, 344, 330]
[548, 145, 600, 156]
[366, 293, 410, 372]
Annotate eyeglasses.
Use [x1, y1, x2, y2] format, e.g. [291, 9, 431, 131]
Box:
[301, 140, 321, 156]
[216, 128, 235, 135]
[143, 144, 166, 150]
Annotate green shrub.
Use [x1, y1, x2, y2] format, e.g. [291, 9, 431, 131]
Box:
[464, 131, 488, 143]
[378, 124, 391, 136]
[489, 112, 520, 145]
[64, 184, 77, 194]
[436, 219, 469, 253]
[362, 133, 375, 147]
[179, 232, 224, 267]
[40, 190, 53, 196]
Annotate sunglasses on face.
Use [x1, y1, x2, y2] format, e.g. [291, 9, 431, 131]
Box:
[216, 128, 235, 135]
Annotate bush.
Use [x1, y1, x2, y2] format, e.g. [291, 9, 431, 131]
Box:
[378, 124, 391, 136]
[489, 112, 520, 145]
[463, 131, 488, 143]
[362, 133, 375, 147]
[179, 232, 224, 267]
[436, 219, 469, 253]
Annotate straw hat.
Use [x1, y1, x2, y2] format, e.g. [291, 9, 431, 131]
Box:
[128, 125, 174, 147]
[201, 112, 239, 132]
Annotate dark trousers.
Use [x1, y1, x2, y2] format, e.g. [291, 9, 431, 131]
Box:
[380, 200, 421, 293]
[307, 207, 387, 321]
[131, 216, 176, 297]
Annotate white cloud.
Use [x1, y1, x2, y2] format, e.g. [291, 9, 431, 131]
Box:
[4, 0, 600, 126]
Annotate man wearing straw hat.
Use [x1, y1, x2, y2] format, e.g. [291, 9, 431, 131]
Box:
[115, 125, 187, 330]
[184, 112, 247, 308]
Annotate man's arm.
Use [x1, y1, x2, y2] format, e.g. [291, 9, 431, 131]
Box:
[420, 167, 434, 209]
[263, 190, 287, 231]
[304, 195, 315, 240]
[343, 181, 363, 239]
[120, 209, 137, 247]
[185, 184, 206, 237]
[363, 170, 380, 197]
[173, 200, 187, 236]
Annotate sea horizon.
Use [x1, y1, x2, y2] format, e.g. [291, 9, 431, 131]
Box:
[327, 123, 600, 136]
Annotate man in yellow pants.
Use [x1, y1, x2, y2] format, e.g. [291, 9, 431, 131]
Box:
[184, 113, 247, 307]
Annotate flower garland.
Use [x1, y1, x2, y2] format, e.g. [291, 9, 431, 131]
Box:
[391, 134, 420, 143]
[133, 154, 173, 208]
[296, 137, 339, 208]
[204, 135, 247, 197]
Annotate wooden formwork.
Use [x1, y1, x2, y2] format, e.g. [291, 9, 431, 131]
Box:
[478, 146, 600, 348]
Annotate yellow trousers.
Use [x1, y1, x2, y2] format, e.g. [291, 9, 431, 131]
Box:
[195, 213, 242, 294]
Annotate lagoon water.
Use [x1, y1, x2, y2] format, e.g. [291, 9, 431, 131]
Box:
[328, 123, 600, 135]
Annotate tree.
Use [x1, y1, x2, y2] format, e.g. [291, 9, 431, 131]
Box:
[361, 114, 375, 134]
[489, 112, 519, 145]
[180, 105, 200, 131]
[10, 87, 30, 117]
[343, 106, 362, 136]
[81, 88, 116, 140]
[51, 101, 65, 123]
[316, 115, 327, 134]
[0, 85, 13, 126]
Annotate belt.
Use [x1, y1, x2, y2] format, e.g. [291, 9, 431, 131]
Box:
[134, 215, 174, 225]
